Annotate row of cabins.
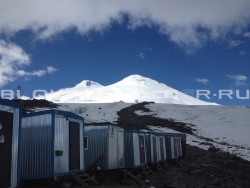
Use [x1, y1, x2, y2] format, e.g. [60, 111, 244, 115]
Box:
[0, 99, 186, 188]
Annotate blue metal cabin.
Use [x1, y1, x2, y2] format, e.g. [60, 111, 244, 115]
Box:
[124, 130, 147, 168]
[0, 99, 22, 188]
[145, 132, 167, 163]
[176, 137, 182, 157]
[164, 133, 182, 160]
[173, 133, 186, 157]
[158, 133, 167, 162]
[84, 125, 124, 170]
[20, 110, 84, 180]
[164, 135, 176, 160]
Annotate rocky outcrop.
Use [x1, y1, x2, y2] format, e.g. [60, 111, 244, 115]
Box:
[117, 102, 194, 134]
[12, 99, 58, 114]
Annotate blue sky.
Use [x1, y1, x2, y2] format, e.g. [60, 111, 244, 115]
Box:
[0, 0, 250, 105]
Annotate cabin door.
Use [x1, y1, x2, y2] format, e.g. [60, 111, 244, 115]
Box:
[69, 121, 80, 170]
[181, 140, 186, 156]
[152, 136, 157, 162]
[0, 111, 13, 188]
[117, 130, 124, 167]
[139, 135, 145, 164]
[173, 138, 177, 158]
[177, 138, 182, 156]
[159, 137, 164, 160]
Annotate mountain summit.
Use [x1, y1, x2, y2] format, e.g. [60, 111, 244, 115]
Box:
[75, 80, 103, 88]
[40, 75, 217, 105]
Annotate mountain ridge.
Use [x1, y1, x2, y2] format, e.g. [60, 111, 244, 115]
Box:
[32, 74, 218, 105]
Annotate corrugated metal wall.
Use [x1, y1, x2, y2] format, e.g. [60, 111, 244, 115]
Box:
[84, 125, 124, 170]
[20, 114, 52, 177]
[125, 131, 147, 168]
[175, 133, 186, 156]
[11, 107, 20, 187]
[145, 134, 151, 163]
[176, 137, 182, 157]
[173, 137, 178, 158]
[54, 115, 69, 173]
[165, 136, 173, 159]
[158, 135, 167, 161]
[54, 115, 84, 173]
[133, 133, 140, 166]
[165, 135, 183, 159]
[21, 111, 84, 178]
[145, 133, 161, 163]
[78, 119, 84, 171]
[108, 126, 124, 169]
[0, 103, 20, 188]
[124, 132, 134, 168]
[84, 126, 108, 170]
[152, 134, 159, 163]
[137, 133, 147, 166]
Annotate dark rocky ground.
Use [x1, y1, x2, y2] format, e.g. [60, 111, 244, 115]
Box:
[23, 145, 250, 188]
[15, 99, 250, 187]
[12, 99, 58, 114]
[117, 102, 194, 134]
[86, 145, 250, 188]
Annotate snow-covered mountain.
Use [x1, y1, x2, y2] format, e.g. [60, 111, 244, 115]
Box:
[36, 75, 218, 105]
[24, 74, 250, 160]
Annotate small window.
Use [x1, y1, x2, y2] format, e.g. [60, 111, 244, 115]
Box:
[84, 135, 89, 150]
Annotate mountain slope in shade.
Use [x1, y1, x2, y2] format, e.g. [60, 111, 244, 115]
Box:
[36, 75, 218, 105]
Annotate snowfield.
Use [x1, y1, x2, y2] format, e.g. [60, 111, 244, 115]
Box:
[138, 104, 250, 161]
[57, 102, 133, 124]
[26, 75, 249, 161]
[46, 102, 250, 161]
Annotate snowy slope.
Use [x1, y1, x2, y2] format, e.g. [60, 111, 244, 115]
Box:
[137, 104, 250, 161]
[35, 75, 217, 105]
[58, 102, 132, 124]
[31, 102, 250, 161]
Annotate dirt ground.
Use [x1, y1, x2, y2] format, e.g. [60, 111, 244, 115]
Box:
[22, 145, 250, 188]
[85, 145, 250, 188]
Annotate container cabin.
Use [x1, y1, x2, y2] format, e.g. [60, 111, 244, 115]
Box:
[158, 133, 168, 161]
[84, 125, 124, 170]
[124, 130, 147, 168]
[20, 110, 84, 180]
[174, 133, 186, 157]
[145, 132, 167, 164]
[0, 99, 22, 188]
[164, 134, 182, 160]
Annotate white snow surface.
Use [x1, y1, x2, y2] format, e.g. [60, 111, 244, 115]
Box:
[31, 101, 250, 161]
[30, 102, 132, 124]
[57, 102, 133, 124]
[34, 75, 217, 105]
[137, 104, 250, 161]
